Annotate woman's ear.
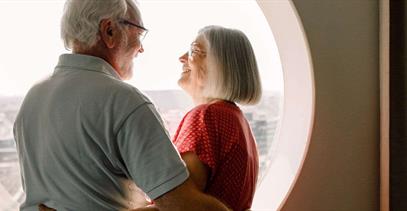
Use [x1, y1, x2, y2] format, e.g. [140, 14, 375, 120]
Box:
[99, 19, 117, 49]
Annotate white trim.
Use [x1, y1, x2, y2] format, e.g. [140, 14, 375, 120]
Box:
[252, 1, 315, 210]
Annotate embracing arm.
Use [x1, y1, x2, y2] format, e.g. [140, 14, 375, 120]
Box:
[133, 152, 229, 211]
[38, 152, 225, 211]
[154, 177, 230, 211]
[132, 178, 229, 211]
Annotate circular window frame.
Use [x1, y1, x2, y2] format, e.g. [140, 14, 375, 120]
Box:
[252, 1, 315, 210]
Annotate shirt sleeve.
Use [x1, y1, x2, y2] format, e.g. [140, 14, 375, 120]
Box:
[174, 107, 219, 179]
[116, 103, 189, 200]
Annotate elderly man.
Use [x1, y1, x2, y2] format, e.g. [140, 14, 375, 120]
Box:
[13, 0, 230, 210]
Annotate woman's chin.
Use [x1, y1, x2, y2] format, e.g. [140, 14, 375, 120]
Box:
[177, 79, 185, 89]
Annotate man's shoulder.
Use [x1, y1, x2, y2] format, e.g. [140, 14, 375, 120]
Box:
[110, 81, 153, 108]
[28, 72, 151, 113]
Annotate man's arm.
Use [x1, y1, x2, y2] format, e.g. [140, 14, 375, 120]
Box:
[38, 152, 227, 211]
[131, 205, 159, 211]
[133, 178, 230, 211]
[149, 178, 230, 211]
[134, 152, 229, 211]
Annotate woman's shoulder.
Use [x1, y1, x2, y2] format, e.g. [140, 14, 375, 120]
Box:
[206, 100, 242, 118]
[194, 100, 239, 113]
[183, 101, 243, 127]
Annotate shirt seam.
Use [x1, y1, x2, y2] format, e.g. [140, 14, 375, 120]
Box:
[55, 65, 119, 80]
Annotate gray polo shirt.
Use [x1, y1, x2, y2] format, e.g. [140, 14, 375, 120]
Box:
[13, 54, 189, 211]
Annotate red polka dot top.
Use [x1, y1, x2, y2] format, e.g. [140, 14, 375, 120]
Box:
[173, 100, 259, 211]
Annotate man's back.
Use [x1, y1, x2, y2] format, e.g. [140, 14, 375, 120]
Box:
[14, 54, 189, 211]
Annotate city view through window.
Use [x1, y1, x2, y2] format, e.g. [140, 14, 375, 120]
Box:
[0, 90, 282, 210]
[0, 1, 283, 210]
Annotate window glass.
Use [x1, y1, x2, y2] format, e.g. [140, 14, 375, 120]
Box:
[0, 1, 283, 209]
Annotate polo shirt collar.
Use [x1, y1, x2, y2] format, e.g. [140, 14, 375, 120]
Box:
[54, 54, 121, 80]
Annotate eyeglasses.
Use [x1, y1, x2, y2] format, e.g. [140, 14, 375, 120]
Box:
[188, 47, 207, 57]
[118, 19, 148, 42]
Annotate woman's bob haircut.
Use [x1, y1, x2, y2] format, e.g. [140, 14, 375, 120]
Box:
[200, 25, 262, 105]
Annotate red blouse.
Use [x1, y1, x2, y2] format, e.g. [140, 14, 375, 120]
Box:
[172, 101, 259, 211]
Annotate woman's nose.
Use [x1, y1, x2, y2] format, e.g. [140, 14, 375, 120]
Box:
[179, 52, 188, 63]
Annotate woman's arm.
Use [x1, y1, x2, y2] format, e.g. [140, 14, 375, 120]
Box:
[180, 151, 209, 191]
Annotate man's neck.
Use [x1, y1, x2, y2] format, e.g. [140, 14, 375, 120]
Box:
[73, 43, 123, 79]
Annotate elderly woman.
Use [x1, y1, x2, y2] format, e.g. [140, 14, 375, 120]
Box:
[173, 25, 262, 211]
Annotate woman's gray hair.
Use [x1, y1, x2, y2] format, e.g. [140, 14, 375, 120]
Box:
[61, 0, 140, 50]
[200, 25, 262, 105]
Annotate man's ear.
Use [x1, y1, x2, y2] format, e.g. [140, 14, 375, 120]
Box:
[99, 19, 117, 49]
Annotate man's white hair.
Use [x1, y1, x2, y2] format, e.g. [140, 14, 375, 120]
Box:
[61, 0, 140, 50]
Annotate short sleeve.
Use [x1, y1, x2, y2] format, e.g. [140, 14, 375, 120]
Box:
[116, 103, 189, 200]
[173, 107, 219, 178]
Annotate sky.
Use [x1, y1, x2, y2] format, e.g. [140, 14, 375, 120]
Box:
[0, 0, 283, 96]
